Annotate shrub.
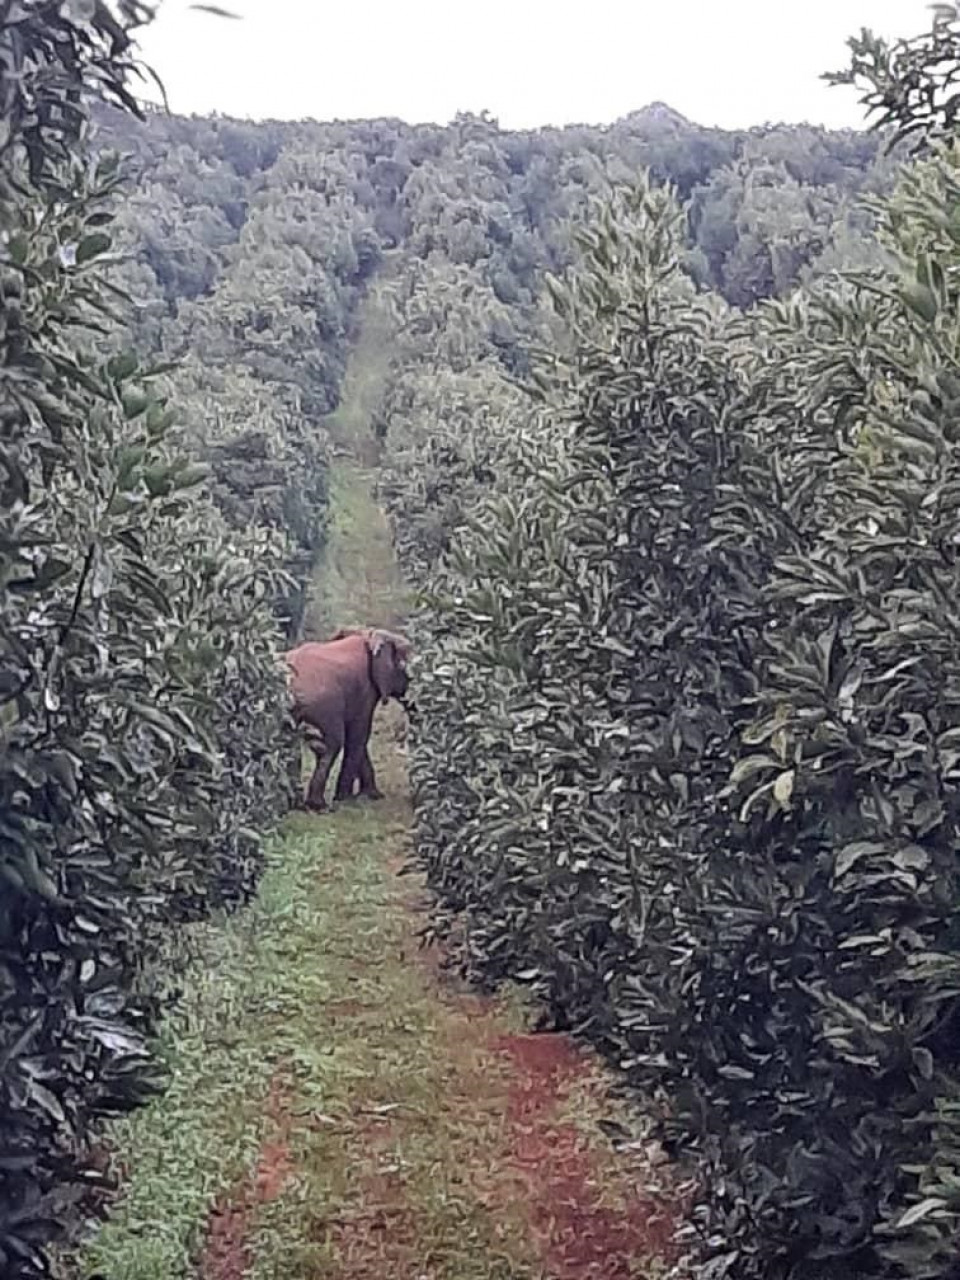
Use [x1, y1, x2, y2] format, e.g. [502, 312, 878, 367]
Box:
[400, 162, 960, 1279]
[0, 7, 297, 1274]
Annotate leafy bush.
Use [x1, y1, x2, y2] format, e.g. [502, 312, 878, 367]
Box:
[376, 256, 534, 582]
[699, 145, 960, 1280]
[158, 357, 329, 640]
[0, 7, 297, 1275]
[830, 2, 960, 151]
[398, 155, 960, 1280]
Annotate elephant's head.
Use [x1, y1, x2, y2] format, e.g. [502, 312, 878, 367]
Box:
[329, 625, 412, 704]
[367, 628, 411, 704]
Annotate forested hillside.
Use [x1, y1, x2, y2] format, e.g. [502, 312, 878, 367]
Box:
[87, 95, 901, 597]
[95, 97, 895, 323]
[6, 2, 960, 1279]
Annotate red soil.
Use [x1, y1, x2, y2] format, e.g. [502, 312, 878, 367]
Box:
[195, 886, 683, 1280]
[493, 1032, 679, 1278]
[326, 1168, 426, 1280]
[198, 1074, 293, 1280]
[320, 1096, 435, 1279]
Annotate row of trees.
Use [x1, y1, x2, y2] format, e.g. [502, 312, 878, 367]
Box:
[82, 50, 908, 657]
[0, 8, 306, 1276]
[93, 86, 897, 327]
[384, 8, 960, 1280]
[2, 5, 946, 1272]
[90, 114, 381, 639]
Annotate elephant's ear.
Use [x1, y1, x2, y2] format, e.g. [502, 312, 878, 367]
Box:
[367, 629, 397, 701]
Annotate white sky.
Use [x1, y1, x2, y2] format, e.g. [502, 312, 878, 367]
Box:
[136, 0, 932, 131]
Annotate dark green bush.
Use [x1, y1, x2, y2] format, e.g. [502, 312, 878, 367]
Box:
[0, 8, 297, 1274]
[695, 147, 960, 1278]
[157, 357, 330, 641]
[399, 159, 960, 1279]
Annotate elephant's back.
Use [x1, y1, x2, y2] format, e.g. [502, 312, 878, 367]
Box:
[285, 637, 364, 717]
[286, 636, 363, 676]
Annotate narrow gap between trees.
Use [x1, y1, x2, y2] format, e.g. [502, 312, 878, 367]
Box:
[70, 300, 686, 1280]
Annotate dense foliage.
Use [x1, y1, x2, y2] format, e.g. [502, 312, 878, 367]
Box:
[92, 92, 896, 329]
[0, 8, 299, 1276]
[85, 89, 904, 635]
[400, 163, 960, 1280]
[830, 0, 960, 151]
[4, 3, 953, 1276]
[380, 12, 960, 1280]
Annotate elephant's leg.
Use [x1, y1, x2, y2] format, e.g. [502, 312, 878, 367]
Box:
[357, 746, 383, 800]
[306, 747, 336, 811]
[289, 731, 307, 810]
[334, 716, 373, 802]
[304, 722, 342, 812]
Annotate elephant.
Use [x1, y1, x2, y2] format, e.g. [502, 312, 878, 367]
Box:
[285, 626, 411, 812]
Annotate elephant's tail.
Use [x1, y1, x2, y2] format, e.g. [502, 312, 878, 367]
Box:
[301, 722, 329, 756]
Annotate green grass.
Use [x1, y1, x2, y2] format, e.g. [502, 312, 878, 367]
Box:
[237, 803, 539, 1280]
[70, 789, 539, 1280]
[304, 466, 409, 639]
[303, 285, 409, 640]
[324, 285, 396, 454]
[70, 816, 345, 1280]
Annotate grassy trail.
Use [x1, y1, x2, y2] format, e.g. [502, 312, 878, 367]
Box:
[304, 281, 407, 639]
[70, 293, 683, 1280]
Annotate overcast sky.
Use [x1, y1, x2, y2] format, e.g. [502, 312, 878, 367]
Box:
[136, 0, 932, 132]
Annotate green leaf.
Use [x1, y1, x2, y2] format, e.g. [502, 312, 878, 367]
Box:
[121, 391, 150, 419]
[727, 754, 780, 787]
[7, 233, 29, 265]
[106, 352, 138, 383]
[172, 463, 209, 490]
[894, 1198, 948, 1229]
[75, 232, 112, 264]
[899, 278, 938, 322]
[772, 769, 795, 806]
[834, 841, 885, 878]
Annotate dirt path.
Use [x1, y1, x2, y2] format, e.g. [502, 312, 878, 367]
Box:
[71, 292, 688, 1280]
[195, 789, 682, 1280]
